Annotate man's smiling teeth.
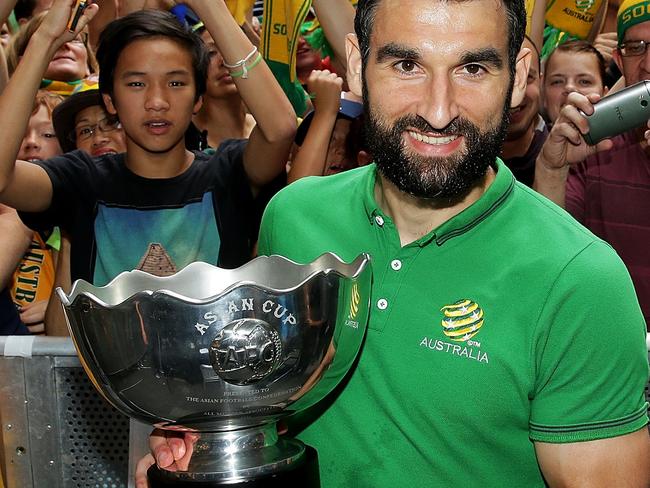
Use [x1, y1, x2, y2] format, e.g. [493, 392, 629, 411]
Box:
[408, 131, 458, 145]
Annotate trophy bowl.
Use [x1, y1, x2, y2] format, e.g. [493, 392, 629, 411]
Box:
[57, 252, 372, 486]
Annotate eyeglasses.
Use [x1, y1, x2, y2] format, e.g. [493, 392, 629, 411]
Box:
[71, 116, 122, 142]
[619, 39, 650, 57]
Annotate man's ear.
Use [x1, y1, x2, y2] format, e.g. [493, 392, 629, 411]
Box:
[510, 46, 532, 108]
[102, 93, 117, 116]
[345, 33, 363, 98]
[613, 47, 624, 74]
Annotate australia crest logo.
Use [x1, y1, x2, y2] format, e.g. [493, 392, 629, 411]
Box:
[440, 299, 484, 342]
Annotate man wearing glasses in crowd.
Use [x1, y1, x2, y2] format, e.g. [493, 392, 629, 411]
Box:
[534, 0, 650, 332]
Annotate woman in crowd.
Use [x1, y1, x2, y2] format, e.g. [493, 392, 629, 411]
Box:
[5, 11, 97, 95]
[52, 83, 126, 158]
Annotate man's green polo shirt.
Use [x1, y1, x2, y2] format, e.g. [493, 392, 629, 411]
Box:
[258, 160, 649, 487]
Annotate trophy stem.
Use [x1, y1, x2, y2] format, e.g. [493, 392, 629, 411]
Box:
[148, 423, 320, 486]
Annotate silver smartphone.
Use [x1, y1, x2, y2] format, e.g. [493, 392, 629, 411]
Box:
[582, 80, 650, 145]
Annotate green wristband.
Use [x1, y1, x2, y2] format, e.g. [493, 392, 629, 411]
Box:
[229, 53, 263, 79]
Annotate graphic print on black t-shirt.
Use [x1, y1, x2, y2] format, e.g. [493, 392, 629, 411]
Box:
[93, 192, 220, 286]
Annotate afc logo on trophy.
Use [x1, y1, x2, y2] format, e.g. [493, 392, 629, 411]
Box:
[209, 318, 283, 385]
[193, 297, 298, 385]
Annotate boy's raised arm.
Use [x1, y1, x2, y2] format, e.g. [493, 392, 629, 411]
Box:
[186, 0, 296, 191]
[0, 0, 98, 211]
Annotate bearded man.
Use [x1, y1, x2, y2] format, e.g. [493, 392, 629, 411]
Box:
[145, 0, 650, 485]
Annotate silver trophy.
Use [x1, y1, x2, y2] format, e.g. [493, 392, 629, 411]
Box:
[56, 253, 371, 487]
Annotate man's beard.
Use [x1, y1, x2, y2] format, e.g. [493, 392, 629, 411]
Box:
[364, 98, 511, 205]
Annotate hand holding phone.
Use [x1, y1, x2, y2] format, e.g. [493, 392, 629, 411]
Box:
[67, 0, 88, 32]
[582, 80, 650, 145]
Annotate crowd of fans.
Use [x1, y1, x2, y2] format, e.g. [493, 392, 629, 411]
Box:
[0, 0, 648, 337]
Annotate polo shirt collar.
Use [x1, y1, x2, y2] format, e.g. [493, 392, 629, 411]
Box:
[362, 159, 515, 246]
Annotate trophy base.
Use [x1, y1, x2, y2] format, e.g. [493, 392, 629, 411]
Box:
[148, 445, 320, 487]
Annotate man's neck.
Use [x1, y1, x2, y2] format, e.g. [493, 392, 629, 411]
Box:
[124, 139, 194, 179]
[501, 121, 536, 160]
[374, 167, 496, 247]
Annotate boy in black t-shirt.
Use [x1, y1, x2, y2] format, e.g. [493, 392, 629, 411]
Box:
[0, 0, 295, 285]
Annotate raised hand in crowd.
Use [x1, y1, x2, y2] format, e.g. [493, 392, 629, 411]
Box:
[533, 91, 613, 206]
[0, 0, 19, 92]
[179, 0, 295, 192]
[0, 0, 97, 211]
[309, 69, 344, 113]
[28, 0, 97, 47]
[288, 69, 343, 183]
[592, 31, 618, 65]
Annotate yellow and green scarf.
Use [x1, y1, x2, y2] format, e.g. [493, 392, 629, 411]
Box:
[260, 0, 358, 115]
[542, 0, 606, 58]
[40, 78, 97, 98]
[225, 0, 258, 26]
[260, 0, 313, 115]
[617, 0, 650, 42]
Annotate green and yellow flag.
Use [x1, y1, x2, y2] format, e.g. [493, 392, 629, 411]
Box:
[225, 0, 258, 26]
[260, 0, 313, 115]
[542, 0, 606, 58]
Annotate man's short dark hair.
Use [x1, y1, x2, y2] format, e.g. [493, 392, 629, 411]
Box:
[96, 10, 209, 102]
[354, 0, 527, 82]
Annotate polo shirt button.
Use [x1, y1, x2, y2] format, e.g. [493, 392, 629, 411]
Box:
[375, 215, 385, 227]
[391, 259, 402, 271]
[377, 298, 388, 310]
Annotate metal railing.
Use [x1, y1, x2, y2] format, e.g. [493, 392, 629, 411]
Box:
[0, 336, 129, 488]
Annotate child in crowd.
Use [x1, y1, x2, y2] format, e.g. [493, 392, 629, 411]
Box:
[542, 40, 607, 123]
[289, 69, 369, 183]
[0, 0, 295, 287]
[9, 90, 63, 334]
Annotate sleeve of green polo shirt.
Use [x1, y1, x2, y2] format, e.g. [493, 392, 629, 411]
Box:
[529, 240, 649, 443]
[258, 192, 278, 256]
